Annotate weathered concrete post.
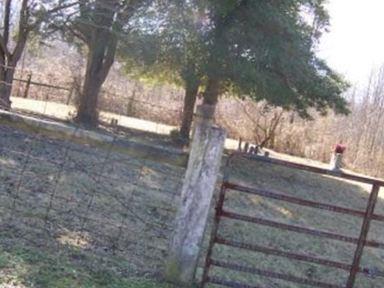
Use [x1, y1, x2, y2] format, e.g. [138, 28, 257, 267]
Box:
[330, 153, 343, 171]
[330, 143, 346, 171]
[165, 104, 226, 286]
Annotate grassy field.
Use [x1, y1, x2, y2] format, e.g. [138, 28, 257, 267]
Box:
[0, 114, 383, 288]
[9, 97, 241, 150]
[0, 245, 172, 288]
[0, 122, 184, 288]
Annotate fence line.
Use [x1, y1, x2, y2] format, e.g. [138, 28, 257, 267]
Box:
[3, 71, 184, 128]
[13, 77, 71, 91]
[0, 117, 185, 278]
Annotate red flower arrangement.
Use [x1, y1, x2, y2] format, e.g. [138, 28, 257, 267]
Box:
[333, 143, 346, 154]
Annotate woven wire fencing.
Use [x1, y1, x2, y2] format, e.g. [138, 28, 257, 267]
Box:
[0, 123, 184, 277]
[7, 66, 184, 128]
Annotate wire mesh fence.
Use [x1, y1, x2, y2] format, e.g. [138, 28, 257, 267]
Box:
[0, 122, 185, 278]
[2, 65, 184, 128]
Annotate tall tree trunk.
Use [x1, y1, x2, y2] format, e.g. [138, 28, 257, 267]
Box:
[179, 80, 199, 140]
[0, 0, 74, 110]
[75, 32, 117, 126]
[0, 66, 15, 110]
[74, 0, 118, 127]
[0, 0, 26, 110]
[76, 46, 106, 126]
[203, 78, 221, 106]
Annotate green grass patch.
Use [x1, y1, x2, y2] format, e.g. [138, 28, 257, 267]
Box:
[0, 246, 172, 288]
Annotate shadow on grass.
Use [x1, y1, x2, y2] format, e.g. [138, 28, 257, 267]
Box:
[0, 124, 185, 288]
[0, 243, 173, 288]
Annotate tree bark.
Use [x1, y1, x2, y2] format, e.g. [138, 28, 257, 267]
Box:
[0, 66, 15, 110]
[0, 37, 28, 110]
[0, 0, 29, 110]
[75, 36, 116, 126]
[0, 31, 28, 110]
[75, 0, 118, 127]
[203, 78, 221, 106]
[75, 45, 108, 126]
[179, 80, 199, 140]
[0, 0, 15, 109]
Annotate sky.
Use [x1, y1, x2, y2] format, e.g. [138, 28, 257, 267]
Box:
[318, 0, 384, 86]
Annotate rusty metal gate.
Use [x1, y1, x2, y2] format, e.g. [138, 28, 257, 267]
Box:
[201, 153, 384, 288]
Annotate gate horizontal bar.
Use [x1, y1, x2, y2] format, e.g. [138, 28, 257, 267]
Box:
[241, 154, 384, 186]
[215, 237, 351, 270]
[221, 210, 384, 249]
[215, 237, 384, 278]
[210, 259, 344, 288]
[224, 182, 384, 222]
[207, 276, 263, 288]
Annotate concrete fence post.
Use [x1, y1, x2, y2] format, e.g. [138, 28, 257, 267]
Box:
[165, 104, 226, 286]
[330, 153, 343, 171]
[330, 143, 346, 171]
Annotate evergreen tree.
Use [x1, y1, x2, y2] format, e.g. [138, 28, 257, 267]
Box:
[121, 1, 207, 140]
[123, 0, 349, 141]
[201, 0, 349, 117]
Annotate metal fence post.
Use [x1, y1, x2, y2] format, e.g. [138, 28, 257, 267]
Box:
[66, 84, 74, 105]
[165, 104, 226, 287]
[23, 73, 32, 99]
[346, 183, 381, 288]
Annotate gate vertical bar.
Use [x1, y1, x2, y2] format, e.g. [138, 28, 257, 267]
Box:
[200, 182, 227, 288]
[346, 183, 381, 288]
[200, 154, 235, 288]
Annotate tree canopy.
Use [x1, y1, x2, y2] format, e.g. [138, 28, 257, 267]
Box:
[119, 0, 349, 141]
[119, 1, 209, 139]
[1, 0, 349, 133]
[201, 0, 349, 117]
